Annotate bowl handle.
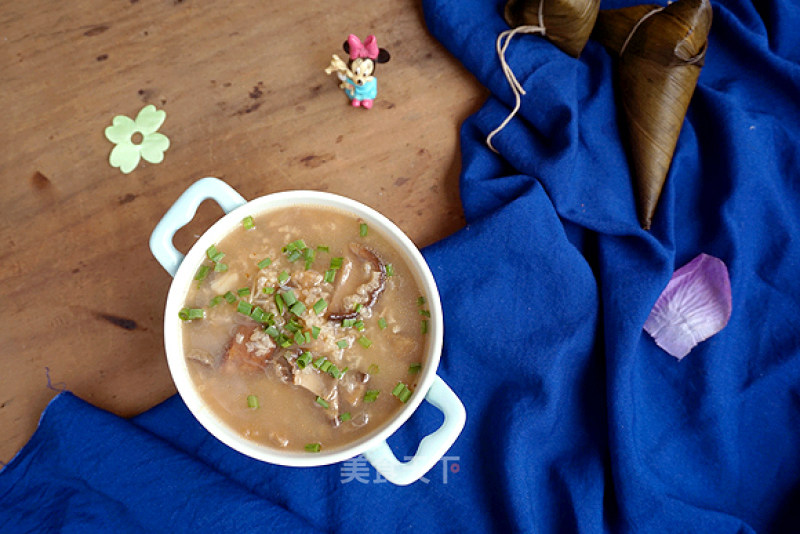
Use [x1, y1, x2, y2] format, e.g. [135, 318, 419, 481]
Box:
[149, 177, 246, 277]
[362, 375, 466, 486]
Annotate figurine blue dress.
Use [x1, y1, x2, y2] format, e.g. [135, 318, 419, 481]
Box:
[344, 77, 378, 108]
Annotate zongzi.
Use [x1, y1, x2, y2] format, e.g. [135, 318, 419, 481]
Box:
[593, 0, 712, 229]
[504, 0, 600, 58]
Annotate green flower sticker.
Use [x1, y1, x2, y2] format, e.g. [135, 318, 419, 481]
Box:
[104, 105, 170, 174]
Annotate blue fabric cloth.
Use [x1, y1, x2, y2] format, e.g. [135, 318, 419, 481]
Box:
[3, 0, 800, 531]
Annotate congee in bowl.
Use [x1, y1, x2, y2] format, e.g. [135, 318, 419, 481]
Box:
[179, 206, 430, 453]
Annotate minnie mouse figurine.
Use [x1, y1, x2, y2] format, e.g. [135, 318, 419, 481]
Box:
[325, 34, 391, 109]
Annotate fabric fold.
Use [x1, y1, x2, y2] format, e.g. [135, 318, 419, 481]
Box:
[0, 393, 320, 533]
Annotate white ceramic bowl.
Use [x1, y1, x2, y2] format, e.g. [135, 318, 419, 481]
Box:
[149, 177, 465, 485]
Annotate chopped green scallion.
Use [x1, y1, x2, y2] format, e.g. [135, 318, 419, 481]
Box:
[339, 412, 351, 422]
[237, 301, 252, 316]
[178, 308, 204, 321]
[247, 395, 259, 409]
[290, 301, 306, 316]
[195, 265, 211, 281]
[282, 290, 297, 306]
[324, 269, 336, 283]
[311, 326, 321, 339]
[264, 326, 280, 338]
[209, 295, 223, 307]
[312, 299, 327, 315]
[304, 248, 315, 270]
[286, 239, 307, 252]
[275, 294, 286, 315]
[419, 309, 431, 317]
[336, 339, 348, 349]
[363, 390, 380, 403]
[392, 382, 413, 403]
[386, 263, 395, 277]
[342, 318, 356, 328]
[378, 317, 387, 330]
[262, 287, 274, 294]
[317, 245, 329, 253]
[297, 352, 312, 369]
[367, 364, 380, 375]
[250, 306, 269, 323]
[358, 336, 372, 348]
[242, 216, 255, 230]
[293, 331, 306, 346]
[328, 365, 342, 379]
[315, 396, 329, 409]
[214, 262, 228, 272]
[417, 296, 426, 306]
[354, 303, 364, 313]
[287, 250, 303, 263]
[354, 320, 365, 331]
[421, 319, 429, 334]
[330, 257, 344, 270]
[223, 291, 237, 303]
[305, 443, 321, 453]
[278, 271, 290, 284]
[408, 363, 422, 374]
[237, 287, 250, 297]
[206, 245, 225, 263]
[257, 258, 271, 269]
[359, 222, 368, 237]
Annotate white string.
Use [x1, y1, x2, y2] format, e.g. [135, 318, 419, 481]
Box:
[486, 0, 546, 153]
[618, 6, 663, 57]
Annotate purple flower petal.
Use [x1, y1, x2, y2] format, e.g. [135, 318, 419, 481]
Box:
[644, 253, 732, 360]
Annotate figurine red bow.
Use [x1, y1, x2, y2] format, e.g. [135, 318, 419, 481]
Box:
[347, 34, 379, 60]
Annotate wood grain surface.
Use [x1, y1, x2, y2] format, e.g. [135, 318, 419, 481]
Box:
[0, 0, 486, 463]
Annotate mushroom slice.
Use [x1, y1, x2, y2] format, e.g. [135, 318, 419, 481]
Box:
[293, 368, 340, 420]
[327, 243, 387, 321]
[271, 354, 295, 384]
[221, 324, 275, 373]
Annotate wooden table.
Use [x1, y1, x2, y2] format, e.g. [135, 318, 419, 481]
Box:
[0, 0, 486, 463]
